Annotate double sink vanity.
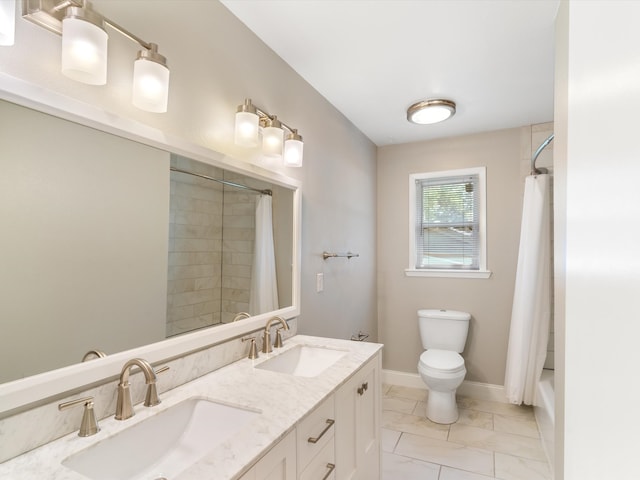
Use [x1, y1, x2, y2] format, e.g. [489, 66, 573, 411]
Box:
[0, 335, 382, 480]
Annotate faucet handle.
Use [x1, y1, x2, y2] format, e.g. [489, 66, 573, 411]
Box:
[274, 328, 285, 349]
[144, 365, 169, 407]
[242, 336, 260, 359]
[59, 396, 99, 437]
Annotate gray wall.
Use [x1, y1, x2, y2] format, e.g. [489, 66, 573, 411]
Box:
[0, 1, 378, 343]
[377, 126, 546, 385]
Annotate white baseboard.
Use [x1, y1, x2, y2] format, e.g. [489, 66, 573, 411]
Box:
[382, 369, 508, 404]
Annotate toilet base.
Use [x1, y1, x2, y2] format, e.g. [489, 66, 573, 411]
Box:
[425, 389, 459, 424]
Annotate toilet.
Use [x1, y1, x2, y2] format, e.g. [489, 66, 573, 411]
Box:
[417, 309, 470, 424]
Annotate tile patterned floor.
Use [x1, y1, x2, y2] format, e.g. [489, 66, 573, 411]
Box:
[382, 384, 551, 480]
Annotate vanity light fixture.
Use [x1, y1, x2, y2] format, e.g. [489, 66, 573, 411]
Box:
[234, 98, 304, 167]
[262, 115, 284, 157]
[283, 129, 303, 167]
[61, 6, 107, 85]
[0, 0, 16, 46]
[407, 99, 456, 125]
[22, 0, 170, 112]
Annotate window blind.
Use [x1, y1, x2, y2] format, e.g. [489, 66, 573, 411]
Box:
[415, 173, 480, 270]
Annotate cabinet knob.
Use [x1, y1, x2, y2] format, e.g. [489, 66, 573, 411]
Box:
[357, 382, 369, 396]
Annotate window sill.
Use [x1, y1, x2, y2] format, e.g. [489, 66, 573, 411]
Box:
[404, 269, 492, 279]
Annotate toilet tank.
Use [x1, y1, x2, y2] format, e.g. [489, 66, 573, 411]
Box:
[418, 309, 470, 352]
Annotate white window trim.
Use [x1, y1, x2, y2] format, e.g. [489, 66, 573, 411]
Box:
[406, 166, 492, 279]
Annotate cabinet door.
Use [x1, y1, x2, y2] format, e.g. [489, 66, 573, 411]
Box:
[355, 364, 379, 479]
[240, 429, 297, 480]
[334, 353, 380, 480]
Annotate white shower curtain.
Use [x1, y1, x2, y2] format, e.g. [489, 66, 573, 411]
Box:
[504, 174, 551, 405]
[249, 194, 279, 315]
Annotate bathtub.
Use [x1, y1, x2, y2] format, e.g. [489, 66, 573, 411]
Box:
[535, 368, 554, 468]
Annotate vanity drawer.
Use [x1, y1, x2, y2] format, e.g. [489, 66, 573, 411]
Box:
[298, 437, 335, 480]
[296, 395, 335, 470]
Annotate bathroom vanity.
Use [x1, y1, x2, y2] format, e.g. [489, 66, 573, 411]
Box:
[0, 335, 382, 480]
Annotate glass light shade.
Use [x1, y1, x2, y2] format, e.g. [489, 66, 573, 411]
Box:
[0, 0, 16, 46]
[283, 134, 304, 167]
[132, 57, 170, 113]
[61, 15, 108, 85]
[407, 99, 456, 125]
[262, 125, 284, 157]
[235, 111, 259, 147]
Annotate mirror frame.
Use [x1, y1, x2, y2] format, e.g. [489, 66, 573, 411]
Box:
[0, 73, 301, 415]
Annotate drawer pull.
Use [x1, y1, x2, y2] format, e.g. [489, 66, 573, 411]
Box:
[357, 382, 368, 395]
[307, 419, 335, 444]
[322, 463, 336, 480]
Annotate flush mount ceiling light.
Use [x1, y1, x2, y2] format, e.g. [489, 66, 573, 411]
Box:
[235, 98, 304, 167]
[22, 0, 170, 113]
[407, 99, 456, 125]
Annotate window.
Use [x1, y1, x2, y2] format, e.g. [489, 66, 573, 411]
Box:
[406, 167, 490, 278]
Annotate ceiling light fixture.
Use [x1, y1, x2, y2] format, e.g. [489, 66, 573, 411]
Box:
[234, 98, 304, 167]
[22, 0, 170, 113]
[407, 99, 456, 125]
[0, 0, 16, 46]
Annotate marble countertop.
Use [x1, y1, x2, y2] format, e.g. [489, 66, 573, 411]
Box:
[0, 335, 382, 480]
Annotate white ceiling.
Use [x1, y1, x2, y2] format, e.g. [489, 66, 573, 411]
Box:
[221, 0, 559, 147]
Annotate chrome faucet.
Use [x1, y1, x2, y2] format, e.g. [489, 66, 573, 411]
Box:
[115, 358, 167, 420]
[262, 316, 290, 354]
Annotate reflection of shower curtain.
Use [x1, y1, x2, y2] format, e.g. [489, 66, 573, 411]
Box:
[249, 195, 279, 315]
[504, 174, 551, 405]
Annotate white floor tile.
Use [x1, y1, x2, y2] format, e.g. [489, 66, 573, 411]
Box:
[493, 413, 539, 438]
[382, 384, 551, 480]
[449, 424, 546, 462]
[387, 385, 428, 402]
[456, 408, 494, 430]
[384, 395, 418, 414]
[382, 428, 401, 453]
[495, 452, 551, 480]
[395, 432, 494, 477]
[457, 397, 534, 418]
[382, 451, 440, 480]
[382, 410, 449, 440]
[440, 466, 495, 480]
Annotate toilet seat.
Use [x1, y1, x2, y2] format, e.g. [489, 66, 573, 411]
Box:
[419, 349, 465, 374]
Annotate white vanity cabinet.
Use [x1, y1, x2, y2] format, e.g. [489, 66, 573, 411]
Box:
[334, 353, 381, 480]
[238, 350, 381, 480]
[239, 430, 297, 480]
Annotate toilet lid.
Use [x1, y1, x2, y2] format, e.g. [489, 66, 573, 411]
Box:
[419, 349, 465, 372]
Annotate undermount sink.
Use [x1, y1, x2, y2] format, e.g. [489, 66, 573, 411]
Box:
[255, 344, 347, 377]
[63, 398, 260, 480]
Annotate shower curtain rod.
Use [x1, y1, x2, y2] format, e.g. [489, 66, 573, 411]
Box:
[531, 133, 554, 175]
[170, 167, 272, 196]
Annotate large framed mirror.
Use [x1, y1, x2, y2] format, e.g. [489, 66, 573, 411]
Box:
[0, 75, 301, 414]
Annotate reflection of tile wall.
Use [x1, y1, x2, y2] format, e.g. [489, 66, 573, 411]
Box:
[220, 171, 273, 322]
[221, 188, 254, 322]
[166, 157, 224, 337]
